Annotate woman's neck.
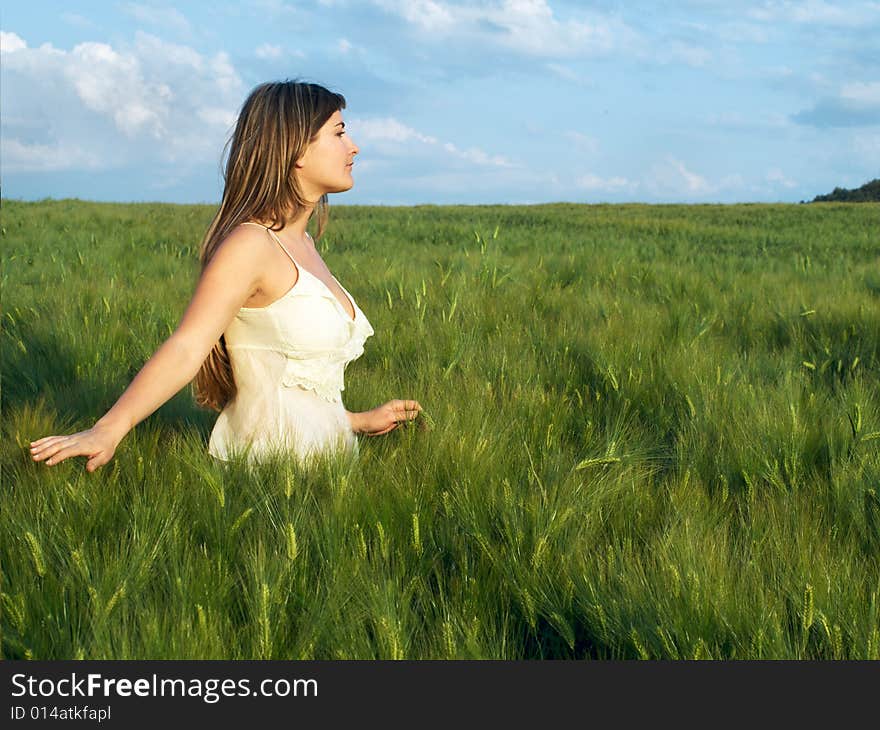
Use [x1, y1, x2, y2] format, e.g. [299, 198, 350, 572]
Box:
[255, 202, 316, 249]
[282, 209, 313, 242]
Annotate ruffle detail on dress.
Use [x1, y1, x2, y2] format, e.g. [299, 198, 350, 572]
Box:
[281, 354, 344, 402]
[342, 313, 375, 360]
[280, 315, 375, 403]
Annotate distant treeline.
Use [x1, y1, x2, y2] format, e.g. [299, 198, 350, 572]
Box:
[811, 178, 880, 202]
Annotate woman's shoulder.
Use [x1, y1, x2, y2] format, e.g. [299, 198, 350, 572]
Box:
[223, 221, 272, 244]
[209, 222, 296, 307]
[205, 223, 275, 280]
[212, 222, 277, 261]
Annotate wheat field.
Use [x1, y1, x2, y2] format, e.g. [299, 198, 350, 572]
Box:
[2, 199, 878, 659]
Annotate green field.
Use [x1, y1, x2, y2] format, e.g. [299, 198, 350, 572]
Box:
[2, 199, 879, 659]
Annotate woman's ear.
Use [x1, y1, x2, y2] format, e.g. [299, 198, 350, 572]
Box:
[294, 145, 310, 170]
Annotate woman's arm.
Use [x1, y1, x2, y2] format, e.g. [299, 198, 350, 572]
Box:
[91, 335, 208, 442]
[345, 409, 365, 434]
[30, 226, 268, 471]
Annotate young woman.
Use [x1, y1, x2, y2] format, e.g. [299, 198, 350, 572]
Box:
[29, 80, 423, 472]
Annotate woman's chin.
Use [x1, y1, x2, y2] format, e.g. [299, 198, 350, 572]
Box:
[330, 179, 355, 194]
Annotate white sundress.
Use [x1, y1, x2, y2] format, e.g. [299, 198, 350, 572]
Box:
[207, 223, 375, 467]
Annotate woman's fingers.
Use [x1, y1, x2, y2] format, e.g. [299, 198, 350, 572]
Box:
[30, 434, 62, 445]
[30, 435, 69, 452]
[37, 444, 83, 466]
[30, 435, 71, 451]
[30, 425, 117, 472]
[392, 403, 424, 431]
[86, 454, 107, 472]
[30, 439, 71, 461]
[359, 399, 424, 437]
[30, 433, 96, 465]
[393, 400, 422, 422]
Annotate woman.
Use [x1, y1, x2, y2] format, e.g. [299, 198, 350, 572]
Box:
[29, 80, 423, 472]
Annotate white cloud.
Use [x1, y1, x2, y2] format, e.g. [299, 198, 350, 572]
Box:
[546, 63, 576, 82]
[255, 43, 283, 59]
[372, 0, 632, 58]
[705, 110, 791, 131]
[1, 31, 244, 174]
[338, 38, 353, 53]
[546, 63, 591, 85]
[660, 41, 712, 68]
[349, 116, 513, 168]
[255, 43, 306, 61]
[586, 163, 797, 204]
[121, 3, 191, 34]
[133, 32, 202, 67]
[794, 79, 880, 127]
[766, 168, 797, 188]
[671, 158, 711, 193]
[646, 157, 713, 196]
[378, 0, 456, 32]
[484, 0, 619, 57]
[443, 141, 514, 167]
[576, 173, 633, 192]
[841, 81, 880, 107]
[714, 21, 769, 44]
[197, 107, 237, 129]
[747, 1, 880, 27]
[1, 31, 26, 53]
[1, 139, 102, 173]
[353, 117, 438, 144]
[208, 51, 239, 95]
[65, 41, 168, 138]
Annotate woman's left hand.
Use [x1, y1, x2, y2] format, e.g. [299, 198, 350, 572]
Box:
[356, 399, 423, 436]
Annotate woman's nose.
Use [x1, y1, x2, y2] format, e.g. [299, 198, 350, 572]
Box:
[349, 137, 359, 156]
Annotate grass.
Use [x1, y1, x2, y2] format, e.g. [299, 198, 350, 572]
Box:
[2, 198, 879, 659]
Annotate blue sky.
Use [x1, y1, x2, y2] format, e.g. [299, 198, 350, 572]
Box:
[2, 1, 879, 204]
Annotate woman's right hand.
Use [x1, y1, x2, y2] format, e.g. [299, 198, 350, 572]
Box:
[30, 422, 124, 472]
[358, 399, 423, 437]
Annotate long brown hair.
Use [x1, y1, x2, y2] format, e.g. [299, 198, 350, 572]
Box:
[192, 80, 346, 412]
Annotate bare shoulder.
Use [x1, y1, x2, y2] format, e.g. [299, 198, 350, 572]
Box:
[215, 222, 274, 258]
[207, 223, 275, 283]
[173, 224, 276, 356]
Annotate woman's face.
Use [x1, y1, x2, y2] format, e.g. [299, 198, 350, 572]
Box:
[295, 110, 359, 200]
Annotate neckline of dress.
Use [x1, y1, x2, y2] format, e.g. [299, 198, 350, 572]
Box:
[240, 221, 357, 322]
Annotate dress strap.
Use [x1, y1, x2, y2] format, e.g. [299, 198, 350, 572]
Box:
[241, 222, 301, 270]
